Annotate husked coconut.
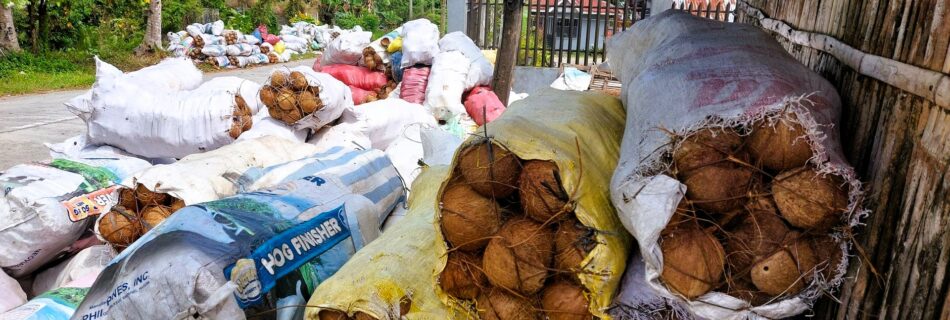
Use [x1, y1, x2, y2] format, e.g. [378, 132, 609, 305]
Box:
[483, 218, 554, 294]
[229, 120, 243, 139]
[519, 160, 570, 223]
[290, 71, 309, 91]
[673, 128, 743, 172]
[678, 154, 756, 214]
[260, 85, 278, 108]
[141, 206, 172, 231]
[271, 71, 290, 88]
[276, 89, 297, 111]
[554, 219, 593, 272]
[750, 232, 817, 296]
[135, 184, 167, 206]
[660, 225, 725, 299]
[725, 276, 771, 306]
[440, 184, 503, 251]
[118, 188, 137, 211]
[440, 251, 488, 300]
[353, 312, 376, 320]
[99, 209, 142, 246]
[723, 210, 790, 274]
[318, 309, 351, 320]
[476, 289, 541, 320]
[458, 142, 522, 199]
[298, 90, 321, 114]
[806, 234, 844, 281]
[540, 280, 592, 320]
[170, 198, 186, 212]
[241, 115, 253, 131]
[747, 114, 813, 171]
[772, 167, 848, 231]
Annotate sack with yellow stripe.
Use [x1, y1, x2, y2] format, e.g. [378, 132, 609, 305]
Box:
[306, 89, 632, 319]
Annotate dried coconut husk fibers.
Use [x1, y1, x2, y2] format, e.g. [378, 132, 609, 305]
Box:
[440, 251, 489, 300]
[554, 218, 595, 272]
[457, 141, 522, 199]
[519, 160, 571, 223]
[672, 128, 758, 213]
[541, 280, 594, 320]
[477, 289, 541, 320]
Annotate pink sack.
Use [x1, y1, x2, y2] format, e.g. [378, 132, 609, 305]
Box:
[463, 86, 506, 125]
[350, 85, 376, 105]
[264, 34, 280, 45]
[400, 66, 430, 104]
[322, 64, 388, 92]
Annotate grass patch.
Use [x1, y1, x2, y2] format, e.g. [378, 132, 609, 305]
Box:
[0, 70, 95, 95]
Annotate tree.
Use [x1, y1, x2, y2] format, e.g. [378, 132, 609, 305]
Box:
[0, 3, 19, 53]
[135, 0, 162, 55]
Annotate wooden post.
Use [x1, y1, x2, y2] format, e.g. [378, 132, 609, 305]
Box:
[492, 0, 523, 105]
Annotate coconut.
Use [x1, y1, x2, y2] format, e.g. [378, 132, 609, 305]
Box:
[290, 71, 309, 91]
[723, 210, 790, 274]
[276, 89, 297, 111]
[118, 188, 137, 211]
[483, 218, 554, 294]
[440, 251, 488, 300]
[519, 160, 569, 222]
[476, 289, 541, 320]
[229, 120, 242, 139]
[298, 90, 321, 114]
[308, 85, 321, 97]
[141, 206, 172, 231]
[318, 310, 351, 320]
[398, 296, 411, 315]
[750, 232, 817, 296]
[678, 152, 756, 214]
[554, 219, 592, 272]
[353, 312, 376, 320]
[725, 276, 771, 306]
[241, 115, 253, 131]
[772, 167, 848, 231]
[365, 93, 379, 103]
[663, 199, 696, 234]
[806, 234, 844, 281]
[458, 142, 522, 199]
[170, 198, 186, 212]
[363, 55, 377, 70]
[660, 225, 725, 299]
[284, 108, 305, 123]
[271, 71, 290, 88]
[440, 184, 503, 251]
[540, 280, 592, 320]
[135, 184, 167, 206]
[673, 128, 743, 173]
[98, 209, 141, 246]
[260, 85, 278, 108]
[747, 114, 813, 171]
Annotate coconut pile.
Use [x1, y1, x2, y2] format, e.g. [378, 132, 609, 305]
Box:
[659, 113, 849, 306]
[435, 141, 595, 320]
[259, 70, 323, 125]
[97, 185, 186, 250]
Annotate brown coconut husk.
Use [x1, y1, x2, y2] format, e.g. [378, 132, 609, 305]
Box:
[540, 280, 593, 320]
[554, 218, 594, 272]
[519, 161, 570, 223]
[723, 210, 790, 274]
[440, 184, 503, 251]
[664, 199, 697, 234]
[750, 232, 817, 296]
[260, 85, 278, 108]
[483, 218, 554, 295]
[806, 234, 844, 281]
[229, 120, 243, 139]
[284, 108, 305, 123]
[673, 128, 743, 173]
[135, 184, 167, 206]
[241, 115, 253, 131]
[289, 71, 309, 91]
[660, 225, 725, 299]
[353, 312, 376, 320]
[298, 90, 321, 114]
[772, 167, 848, 231]
[140, 206, 172, 231]
[476, 289, 541, 320]
[458, 142, 522, 199]
[118, 188, 138, 211]
[99, 209, 142, 247]
[678, 153, 757, 214]
[169, 198, 186, 212]
[271, 72, 290, 88]
[398, 296, 411, 315]
[276, 89, 297, 111]
[747, 114, 813, 171]
[317, 309, 351, 320]
[440, 251, 488, 300]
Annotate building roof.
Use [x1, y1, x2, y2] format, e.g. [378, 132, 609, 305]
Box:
[527, 0, 623, 15]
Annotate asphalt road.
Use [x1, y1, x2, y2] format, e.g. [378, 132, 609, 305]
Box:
[0, 58, 316, 170]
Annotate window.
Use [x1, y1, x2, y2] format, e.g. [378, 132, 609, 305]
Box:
[556, 17, 580, 38]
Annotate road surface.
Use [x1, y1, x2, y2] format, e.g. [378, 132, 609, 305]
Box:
[0, 58, 316, 170]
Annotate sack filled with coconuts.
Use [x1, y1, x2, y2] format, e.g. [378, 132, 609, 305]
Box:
[259, 66, 354, 131]
[76, 163, 401, 320]
[606, 12, 867, 319]
[83, 74, 260, 159]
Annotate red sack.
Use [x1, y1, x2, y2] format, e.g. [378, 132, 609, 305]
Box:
[350, 85, 377, 105]
[264, 34, 280, 45]
[399, 66, 430, 104]
[312, 57, 323, 72]
[321, 64, 388, 92]
[463, 86, 506, 125]
[257, 24, 269, 37]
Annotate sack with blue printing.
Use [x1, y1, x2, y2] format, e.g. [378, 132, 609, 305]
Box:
[72, 148, 405, 320]
[1, 287, 89, 320]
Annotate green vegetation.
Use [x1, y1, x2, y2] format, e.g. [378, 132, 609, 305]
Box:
[0, 0, 442, 96]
